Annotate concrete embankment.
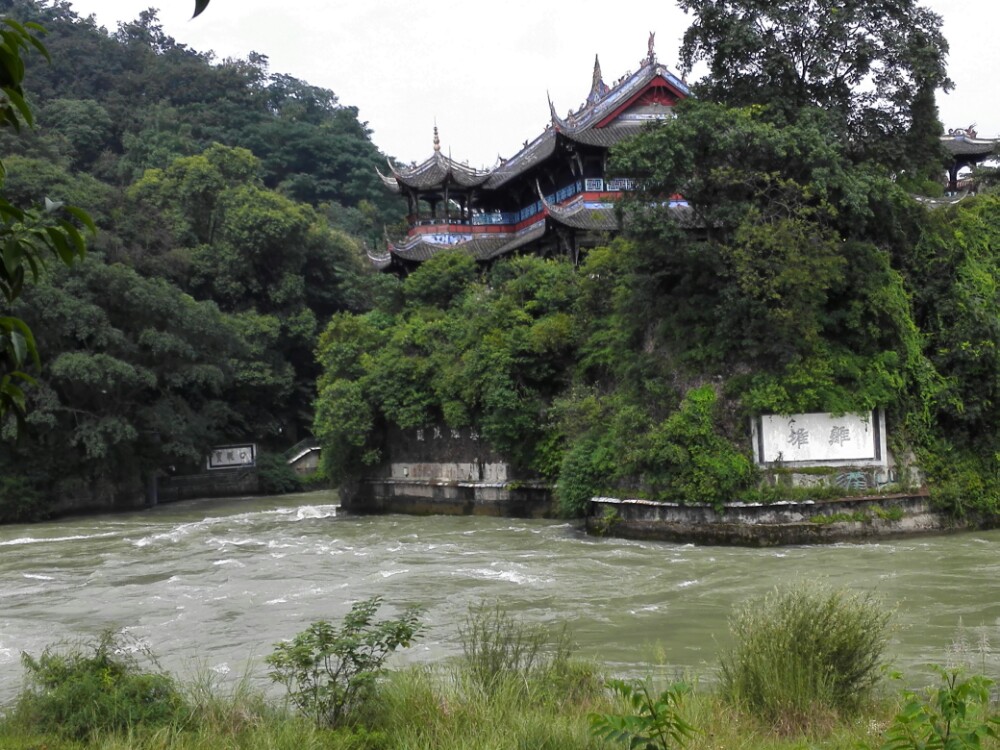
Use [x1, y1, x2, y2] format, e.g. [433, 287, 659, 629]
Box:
[344, 478, 999, 546]
[587, 493, 997, 546]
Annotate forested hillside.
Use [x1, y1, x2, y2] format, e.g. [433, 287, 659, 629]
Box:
[0, 0, 404, 519]
[312, 0, 1000, 519]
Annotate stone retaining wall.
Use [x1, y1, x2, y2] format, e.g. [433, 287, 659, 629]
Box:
[587, 493, 994, 546]
[342, 477, 555, 517]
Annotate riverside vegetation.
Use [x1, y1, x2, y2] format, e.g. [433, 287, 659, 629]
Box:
[1, 584, 998, 750]
[2, 0, 1000, 524]
[311, 0, 1000, 522]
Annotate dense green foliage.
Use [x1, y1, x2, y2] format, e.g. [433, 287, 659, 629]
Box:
[314, 97, 999, 515]
[2, 0, 999, 521]
[309, 0, 997, 517]
[11, 631, 188, 741]
[0, 1, 404, 519]
[677, 0, 951, 179]
[719, 584, 891, 727]
[0, 16, 93, 432]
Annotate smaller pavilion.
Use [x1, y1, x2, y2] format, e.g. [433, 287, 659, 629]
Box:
[941, 126, 999, 193]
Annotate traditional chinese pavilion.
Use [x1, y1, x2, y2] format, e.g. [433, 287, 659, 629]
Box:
[941, 126, 999, 193]
[370, 36, 689, 271]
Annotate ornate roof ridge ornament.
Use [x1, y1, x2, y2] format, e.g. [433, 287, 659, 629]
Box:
[548, 90, 567, 132]
[646, 31, 656, 66]
[588, 54, 609, 105]
[433, 123, 441, 153]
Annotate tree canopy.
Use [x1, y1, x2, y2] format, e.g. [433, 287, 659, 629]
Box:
[678, 0, 952, 176]
[0, 2, 396, 519]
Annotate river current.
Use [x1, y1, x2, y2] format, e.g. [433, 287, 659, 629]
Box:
[1, 490, 998, 702]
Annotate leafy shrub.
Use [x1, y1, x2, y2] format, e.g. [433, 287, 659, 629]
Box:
[266, 596, 422, 727]
[719, 583, 890, 727]
[12, 631, 188, 741]
[256, 452, 302, 495]
[880, 668, 999, 750]
[590, 679, 695, 750]
[0, 472, 46, 523]
[299, 464, 331, 489]
[644, 386, 755, 508]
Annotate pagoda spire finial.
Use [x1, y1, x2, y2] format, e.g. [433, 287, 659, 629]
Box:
[433, 123, 441, 152]
[588, 54, 609, 104]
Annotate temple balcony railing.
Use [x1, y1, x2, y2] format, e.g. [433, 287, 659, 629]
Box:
[404, 178, 640, 236]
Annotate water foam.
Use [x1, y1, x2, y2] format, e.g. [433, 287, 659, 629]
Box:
[295, 505, 338, 520]
[0, 532, 119, 547]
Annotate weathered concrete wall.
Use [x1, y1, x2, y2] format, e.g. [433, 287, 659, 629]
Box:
[342, 424, 555, 516]
[347, 477, 554, 517]
[587, 494, 995, 546]
[157, 469, 260, 504]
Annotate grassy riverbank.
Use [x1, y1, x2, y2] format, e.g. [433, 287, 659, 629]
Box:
[0, 667, 901, 750]
[2, 587, 996, 750]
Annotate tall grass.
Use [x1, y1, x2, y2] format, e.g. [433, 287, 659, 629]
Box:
[719, 583, 891, 730]
[457, 601, 587, 700]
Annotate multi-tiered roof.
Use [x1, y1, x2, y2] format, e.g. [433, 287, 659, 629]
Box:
[371, 35, 689, 270]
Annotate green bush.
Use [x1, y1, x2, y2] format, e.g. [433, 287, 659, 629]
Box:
[719, 583, 890, 727]
[12, 631, 188, 741]
[590, 679, 695, 750]
[880, 668, 999, 750]
[0, 472, 46, 523]
[266, 596, 422, 727]
[644, 386, 755, 508]
[256, 452, 303, 495]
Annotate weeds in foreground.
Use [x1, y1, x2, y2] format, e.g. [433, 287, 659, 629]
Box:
[457, 601, 579, 698]
[590, 679, 696, 749]
[11, 630, 189, 741]
[880, 668, 1000, 750]
[720, 583, 891, 729]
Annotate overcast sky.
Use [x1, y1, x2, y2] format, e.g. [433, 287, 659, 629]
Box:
[59, 0, 999, 169]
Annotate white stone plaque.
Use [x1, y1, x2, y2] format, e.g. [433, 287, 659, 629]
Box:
[207, 444, 256, 470]
[752, 411, 885, 467]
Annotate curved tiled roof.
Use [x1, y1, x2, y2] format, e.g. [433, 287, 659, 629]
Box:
[386, 150, 493, 191]
[483, 129, 559, 190]
[941, 135, 997, 157]
[388, 220, 548, 263]
[366, 246, 393, 270]
[564, 123, 645, 148]
[384, 55, 688, 196]
[538, 183, 619, 231]
[549, 62, 688, 135]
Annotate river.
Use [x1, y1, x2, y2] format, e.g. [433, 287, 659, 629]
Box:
[1, 490, 998, 702]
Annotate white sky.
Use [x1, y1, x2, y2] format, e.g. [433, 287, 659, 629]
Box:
[58, 0, 1000, 169]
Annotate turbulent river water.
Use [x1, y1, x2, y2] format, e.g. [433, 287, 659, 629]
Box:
[1, 490, 998, 702]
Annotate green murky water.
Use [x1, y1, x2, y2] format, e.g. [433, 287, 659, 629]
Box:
[1, 490, 997, 700]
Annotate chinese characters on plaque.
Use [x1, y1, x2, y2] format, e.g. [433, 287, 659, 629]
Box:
[415, 427, 480, 442]
[754, 411, 883, 465]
